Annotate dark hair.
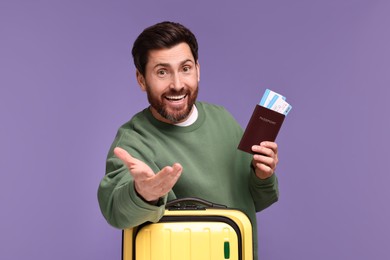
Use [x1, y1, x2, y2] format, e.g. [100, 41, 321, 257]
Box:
[131, 21, 199, 76]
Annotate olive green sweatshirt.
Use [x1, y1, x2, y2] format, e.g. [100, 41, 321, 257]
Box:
[98, 101, 279, 259]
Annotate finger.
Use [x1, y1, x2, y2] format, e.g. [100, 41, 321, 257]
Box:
[153, 164, 183, 188]
[157, 164, 182, 181]
[254, 163, 274, 179]
[251, 145, 274, 157]
[253, 155, 276, 170]
[113, 147, 134, 166]
[172, 163, 183, 173]
[114, 147, 155, 179]
[261, 141, 278, 154]
[255, 162, 272, 172]
[253, 153, 274, 165]
[261, 142, 279, 166]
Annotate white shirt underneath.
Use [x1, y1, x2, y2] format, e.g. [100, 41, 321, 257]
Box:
[175, 105, 198, 127]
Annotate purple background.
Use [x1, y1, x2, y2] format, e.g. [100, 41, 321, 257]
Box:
[1, 0, 389, 259]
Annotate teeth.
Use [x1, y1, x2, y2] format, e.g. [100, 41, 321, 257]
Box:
[166, 94, 186, 100]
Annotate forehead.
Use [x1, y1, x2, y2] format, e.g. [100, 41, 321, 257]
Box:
[147, 42, 195, 67]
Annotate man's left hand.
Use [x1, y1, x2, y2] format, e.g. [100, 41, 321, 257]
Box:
[251, 141, 279, 179]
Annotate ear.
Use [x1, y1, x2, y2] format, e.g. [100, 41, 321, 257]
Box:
[196, 61, 200, 82]
[136, 70, 147, 91]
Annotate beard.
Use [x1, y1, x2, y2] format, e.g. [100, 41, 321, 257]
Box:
[145, 85, 199, 124]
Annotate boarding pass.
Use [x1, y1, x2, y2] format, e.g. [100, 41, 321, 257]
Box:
[259, 89, 292, 115]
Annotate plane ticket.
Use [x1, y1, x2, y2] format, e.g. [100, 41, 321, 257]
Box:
[259, 89, 292, 116]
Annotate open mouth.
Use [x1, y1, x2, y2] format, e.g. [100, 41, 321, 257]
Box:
[165, 94, 187, 101]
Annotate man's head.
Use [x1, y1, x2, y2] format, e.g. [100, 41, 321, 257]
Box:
[131, 22, 200, 124]
[132, 21, 199, 77]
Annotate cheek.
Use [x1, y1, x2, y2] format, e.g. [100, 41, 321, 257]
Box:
[146, 85, 168, 102]
[186, 75, 199, 88]
[145, 78, 167, 94]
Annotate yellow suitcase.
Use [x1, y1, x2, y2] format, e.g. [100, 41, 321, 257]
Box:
[122, 198, 253, 260]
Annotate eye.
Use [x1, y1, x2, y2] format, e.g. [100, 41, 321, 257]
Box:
[182, 65, 191, 73]
[157, 69, 168, 77]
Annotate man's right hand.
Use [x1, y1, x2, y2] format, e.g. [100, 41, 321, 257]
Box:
[114, 147, 183, 203]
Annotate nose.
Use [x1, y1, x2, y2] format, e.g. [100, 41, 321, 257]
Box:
[169, 73, 184, 90]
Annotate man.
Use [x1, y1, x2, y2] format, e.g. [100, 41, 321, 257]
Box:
[98, 21, 279, 260]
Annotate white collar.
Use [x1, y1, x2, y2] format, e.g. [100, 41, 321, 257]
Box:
[175, 105, 198, 127]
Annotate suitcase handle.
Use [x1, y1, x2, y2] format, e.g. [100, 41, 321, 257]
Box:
[166, 197, 227, 210]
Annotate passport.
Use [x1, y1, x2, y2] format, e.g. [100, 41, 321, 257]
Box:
[238, 89, 291, 154]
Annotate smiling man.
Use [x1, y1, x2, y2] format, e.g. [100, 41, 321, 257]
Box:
[98, 21, 279, 260]
[138, 42, 199, 124]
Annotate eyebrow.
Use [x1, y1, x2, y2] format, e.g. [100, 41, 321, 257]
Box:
[153, 59, 195, 70]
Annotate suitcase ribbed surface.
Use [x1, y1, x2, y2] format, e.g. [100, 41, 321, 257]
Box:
[135, 220, 239, 260]
[122, 199, 253, 260]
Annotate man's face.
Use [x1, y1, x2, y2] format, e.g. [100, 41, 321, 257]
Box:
[137, 42, 200, 124]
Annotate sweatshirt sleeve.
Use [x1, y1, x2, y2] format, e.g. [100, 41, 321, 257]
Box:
[249, 168, 279, 212]
[97, 152, 169, 229]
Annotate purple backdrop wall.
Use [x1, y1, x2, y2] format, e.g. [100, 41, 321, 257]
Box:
[1, 0, 389, 259]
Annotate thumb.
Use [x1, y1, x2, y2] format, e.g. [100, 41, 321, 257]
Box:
[113, 147, 134, 167]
